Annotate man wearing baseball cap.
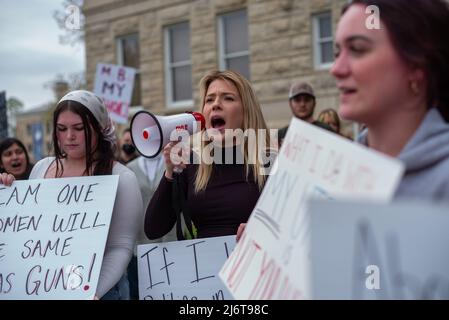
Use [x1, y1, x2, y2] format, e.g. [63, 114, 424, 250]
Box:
[278, 81, 332, 144]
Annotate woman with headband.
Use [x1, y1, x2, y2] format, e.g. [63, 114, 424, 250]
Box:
[1, 90, 143, 299]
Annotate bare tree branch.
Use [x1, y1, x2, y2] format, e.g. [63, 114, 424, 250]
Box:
[6, 97, 24, 114]
[53, 0, 85, 47]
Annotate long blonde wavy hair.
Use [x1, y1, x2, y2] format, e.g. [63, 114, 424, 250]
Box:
[193, 70, 272, 193]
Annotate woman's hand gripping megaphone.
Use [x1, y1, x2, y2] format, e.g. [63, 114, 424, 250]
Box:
[163, 140, 190, 179]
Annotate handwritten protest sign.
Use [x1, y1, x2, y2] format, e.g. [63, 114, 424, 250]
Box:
[138, 236, 235, 300]
[219, 118, 405, 299]
[0, 176, 118, 299]
[93, 63, 136, 124]
[308, 200, 449, 299]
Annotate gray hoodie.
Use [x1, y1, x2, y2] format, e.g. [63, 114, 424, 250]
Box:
[359, 109, 449, 202]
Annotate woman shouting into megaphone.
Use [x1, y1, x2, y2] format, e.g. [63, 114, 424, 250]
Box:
[144, 70, 276, 241]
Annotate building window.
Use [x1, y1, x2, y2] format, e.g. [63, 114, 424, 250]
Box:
[164, 22, 193, 108]
[116, 33, 141, 106]
[218, 10, 250, 80]
[313, 12, 334, 69]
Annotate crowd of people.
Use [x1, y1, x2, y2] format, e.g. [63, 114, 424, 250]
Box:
[2, 0, 449, 299]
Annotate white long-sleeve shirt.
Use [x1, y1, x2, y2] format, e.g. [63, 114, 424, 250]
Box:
[30, 157, 143, 298]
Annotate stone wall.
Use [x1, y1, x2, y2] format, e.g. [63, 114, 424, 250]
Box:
[84, 0, 348, 130]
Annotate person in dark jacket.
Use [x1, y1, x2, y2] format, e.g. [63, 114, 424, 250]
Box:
[145, 70, 274, 240]
[278, 82, 333, 145]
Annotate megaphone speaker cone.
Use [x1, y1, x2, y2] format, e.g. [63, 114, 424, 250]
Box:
[142, 126, 160, 141]
[130, 110, 163, 158]
[130, 110, 205, 158]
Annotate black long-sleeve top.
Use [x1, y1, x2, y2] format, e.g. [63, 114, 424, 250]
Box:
[145, 163, 261, 239]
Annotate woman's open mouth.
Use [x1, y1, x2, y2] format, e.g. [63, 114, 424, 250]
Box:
[338, 86, 358, 102]
[11, 161, 22, 168]
[211, 116, 226, 131]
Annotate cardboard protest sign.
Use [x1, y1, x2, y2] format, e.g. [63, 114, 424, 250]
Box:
[138, 236, 235, 300]
[219, 118, 405, 299]
[309, 200, 449, 299]
[93, 63, 136, 124]
[0, 176, 119, 299]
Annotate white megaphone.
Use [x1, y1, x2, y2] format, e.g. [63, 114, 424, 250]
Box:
[130, 111, 205, 158]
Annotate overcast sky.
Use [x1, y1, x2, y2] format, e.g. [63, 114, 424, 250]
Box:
[0, 0, 85, 110]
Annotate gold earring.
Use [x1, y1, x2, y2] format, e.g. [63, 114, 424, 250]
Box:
[410, 81, 419, 95]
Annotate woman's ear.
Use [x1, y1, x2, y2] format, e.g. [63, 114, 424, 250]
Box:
[409, 68, 425, 83]
[408, 68, 425, 96]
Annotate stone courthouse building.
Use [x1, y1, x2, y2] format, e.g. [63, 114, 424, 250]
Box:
[84, 0, 349, 131]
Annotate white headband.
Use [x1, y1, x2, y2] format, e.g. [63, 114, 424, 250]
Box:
[58, 90, 116, 145]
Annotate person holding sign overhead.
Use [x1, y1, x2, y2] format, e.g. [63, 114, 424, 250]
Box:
[1, 90, 143, 299]
[145, 70, 274, 241]
[331, 0, 449, 200]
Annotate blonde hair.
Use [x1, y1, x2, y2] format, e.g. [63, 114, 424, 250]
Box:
[318, 108, 341, 133]
[194, 70, 271, 193]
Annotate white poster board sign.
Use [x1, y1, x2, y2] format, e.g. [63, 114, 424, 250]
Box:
[309, 200, 449, 299]
[138, 236, 235, 300]
[0, 176, 119, 300]
[219, 118, 405, 299]
[93, 63, 136, 124]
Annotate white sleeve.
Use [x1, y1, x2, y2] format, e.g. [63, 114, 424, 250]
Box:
[29, 157, 54, 179]
[95, 166, 143, 298]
